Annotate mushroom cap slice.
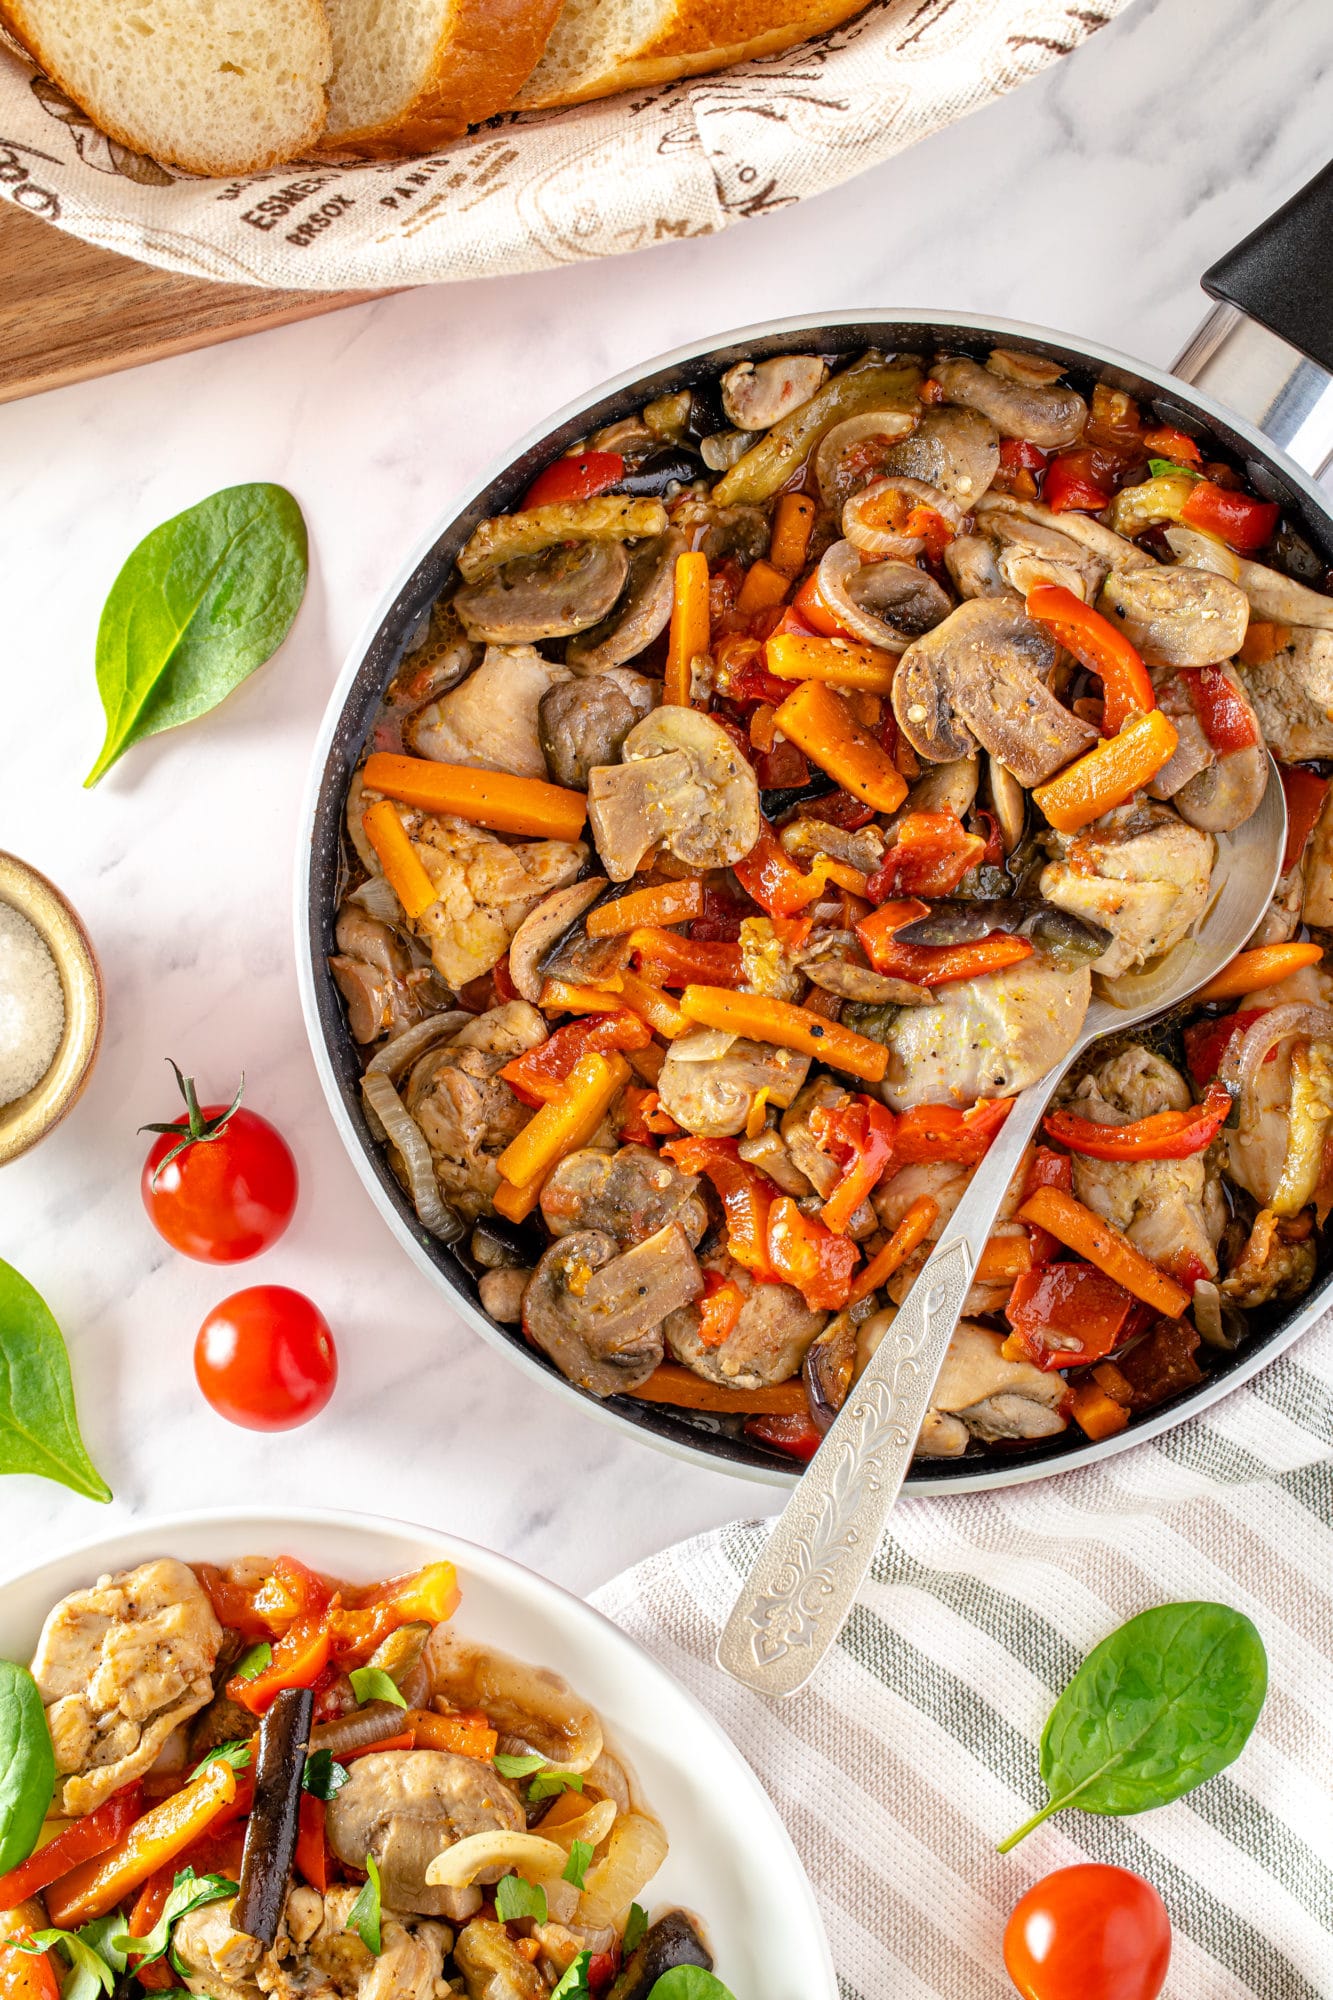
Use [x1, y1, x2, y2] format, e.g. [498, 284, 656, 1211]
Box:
[522, 1223, 703, 1397]
[453, 541, 630, 644]
[324, 1749, 525, 1917]
[566, 530, 685, 672]
[507, 878, 607, 1002]
[587, 706, 761, 880]
[817, 541, 951, 653]
[878, 406, 1001, 505]
[893, 597, 1097, 787]
[721, 354, 829, 431]
[1097, 564, 1251, 668]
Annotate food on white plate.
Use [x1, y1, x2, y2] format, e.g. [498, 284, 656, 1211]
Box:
[0, 1554, 729, 2000]
[330, 341, 1333, 1471]
[0, 903, 63, 1109]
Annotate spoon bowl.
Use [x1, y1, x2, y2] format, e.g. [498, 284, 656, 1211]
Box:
[718, 761, 1288, 1698]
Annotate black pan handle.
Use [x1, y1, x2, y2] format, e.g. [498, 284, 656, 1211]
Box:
[1202, 161, 1333, 377]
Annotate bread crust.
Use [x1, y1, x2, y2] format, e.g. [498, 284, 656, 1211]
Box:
[513, 0, 869, 111]
[0, 0, 332, 174]
[320, 0, 566, 154]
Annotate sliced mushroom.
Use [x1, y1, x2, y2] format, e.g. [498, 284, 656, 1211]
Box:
[803, 1310, 858, 1429]
[453, 541, 629, 644]
[842, 477, 965, 560]
[325, 1749, 523, 1918]
[980, 509, 1108, 602]
[933, 351, 1087, 448]
[1162, 531, 1333, 630]
[539, 671, 657, 790]
[404, 644, 571, 780]
[566, 531, 686, 671]
[507, 879, 608, 1003]
[522, 1223, 703, 1397]
[657, 1031, 812, 1138]
[1097, 565, 1251, 667]
[721, 354, 829, 430]
[985, 754, 1026, 853]
[797, 930, 930, 1005]
[780, 816, 885, 875]
[980, 492, 1155, 573]
[815, 540, 951, 653]
[945, 534, 1010, 601]
[1150, 667, 1268, 833]
[894, 755, 979, 823]
[330, 904, 447, 1045]
[913, 1321, 1069, 1457]
[878, 406, 1001, 505]
[539, 1144, 707, 1247]
[814, 409, 921, 512]
[892, 598, 1097, 786]
[587, 707, 761, 880]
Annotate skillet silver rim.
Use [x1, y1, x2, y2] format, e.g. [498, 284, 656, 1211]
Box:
[295, 306, 1333, 1493]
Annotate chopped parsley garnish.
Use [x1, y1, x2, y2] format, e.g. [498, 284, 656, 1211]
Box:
[347, 1667, 407, 1710]
[347, 1855, 383, 1955]
[112, 1867, 237, 1971]
[494, 1874, 547, 1924]
[302, 1747, 349, 1799]
[562, 1839, 593, 1891]
[623, 1903, 648, 1954]
[493, 1752, 546, 1779]
[527, 1768, 584, 1803]
[195, 1739, 252, 1773]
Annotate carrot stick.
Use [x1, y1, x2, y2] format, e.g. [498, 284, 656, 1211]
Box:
[406, 1708, 497, 1761]
[585, 879, 705, 938]
[765, 631, 899, 694]
[1031, 710, 1179, 834]
[736, 558, 791, 620]
[496, 1052, 629, 1191]
[665, 551, 710, 706]
[976, 1231, 1033, 1282]
[1192, 940, 1324, 1003]
[679, 984, 888, 1083]
[360, 802, 439, 922]
[1069, 1380, 1130, 1441]
[769, 492, 817, 576]
[538, 979, 628, 1015]
[364, 752, 587, 842]
[612, 969, 691, 1039]
[493, 1176, 542, 1222]
[849, 1194, 938, 1303]
[1017, 1186, 1191, 1318]
[774, 678, 908, 813]
[625, 1365, 808, 1414]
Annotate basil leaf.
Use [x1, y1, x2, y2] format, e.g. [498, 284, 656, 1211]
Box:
[0, 1259, 111, 1503]
[527, 1769, 583, 1803]
[302, 1749, 349, 1801]
[0, 1660, 56, 1873]
[562, 1839, 593, 1892]
[998, 1600, 1268, 1851]
[113, 1867, 237, 1968]
[86, 482, 308, 786]
[648, 1972, 738, 2000]
[1147, 457, 1201, 482]
[196, 1739, 252, 1773]
[494, 1874, 547, 1924]
[623, 1904, 648, 1954]
[550, 1954, 593, 2000]
[493, 1753, 545, 1779]
[348, 1668, 407, 1711]
[233, 1642, 272, 1682]
[347, 1855, 382, 1956]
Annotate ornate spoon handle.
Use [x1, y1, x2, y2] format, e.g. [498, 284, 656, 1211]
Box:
[716, 1088, 1044, 1697]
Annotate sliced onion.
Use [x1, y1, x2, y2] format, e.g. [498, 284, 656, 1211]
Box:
[842, 476, 963, 559]
[366, 1011, 470, 1082]
[576, 1813, 669, 1930]
[1218, 1002, 1333, 1127]
[815, 539, 949, 653]
[538, 1798, 617, 1855]
[345, 768, 381, 875]
[426, 1830, 568, 1890]
[814, 409, 917, 511]
[1192, 1278, 1247, 1352]
[583, 1752, 633, 1815]
[347, 873, 404, 925]
[361, 1071, 463, 1242]
[670, 1028, 737, 1062]
[1164, 525, 1242, 581]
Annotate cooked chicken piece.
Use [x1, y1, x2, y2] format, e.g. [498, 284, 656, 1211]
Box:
[453, 1919, 547, 2000]
[1224, 966, 1333, 1209]
[176, 1887, 449, 2000]
[404, 645, 571, 780]
[873, 1152, 1028, 1238]
[1302, 783, 1333, 928]
[1236, 627, 1333, 761]
[736, 1125, 814, 1195]
[720, 355, 828, 430]
[1220, 1208, 1318, 1311]
[540, 1144, 707, 1247]
[658, 1033, 810, 1139]
[1040, 802, 1214, 979]
[979, 494, 1154, 576]
[406, 1002, 546, 1222]
[978, 509, 1109, 602]
[32, 1559, 222, 1816]
[780, 1077, 851, 1197]
[326, 1750, 523, 1918]
[523, 1224, 703, 1397]
[538, 670, 656, 790]
[878, 962, 1091, 1110]
[913, 1322, 1068, 1457]
[664, 1253, 826, 1389]
[1062, 1047, 1227, 1282]
[392, 808, 587, 989]
[329, 905, 447, 1046]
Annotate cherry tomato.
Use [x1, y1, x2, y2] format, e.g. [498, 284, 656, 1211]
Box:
[142, 1063, 298, 1263]
[195, 1286, 337, 1430]
[1004, 1865, 1171, 2000]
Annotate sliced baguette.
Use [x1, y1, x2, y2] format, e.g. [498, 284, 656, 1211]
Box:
[514, 0, 869, 110]
[320, 0, 565, 155]
[0, 0, 332, 175]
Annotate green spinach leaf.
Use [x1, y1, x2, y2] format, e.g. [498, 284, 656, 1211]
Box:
[0, 1259, 110, 1502]
[86, 483, 307, 786]
[347, 1667, 406, 1711]
[998, 1600, 1268, 1851]
[648, 1971, 738, 2000]
[232, 1642, 272, 1682]
[0, 1660, 56, 1872]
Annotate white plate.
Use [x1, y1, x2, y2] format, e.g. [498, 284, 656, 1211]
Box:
[0, 1508, 835, 2000]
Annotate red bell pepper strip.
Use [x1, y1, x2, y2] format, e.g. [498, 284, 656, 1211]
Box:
[630, 926, 745, 988]
[521, 451, 624, 509]
[1021, 1145, 1073, 1267]
[1278, 762, 1330, 874]
[499, 1012, 652, 1106]
[1000, 438, 1048, 474]
[230, 1614, 331, 1714]
[1042, 448, 1114, 513]
[194, 1556, 329, 1639]
[856, 918, 1034, 987]
[893, 1098, 1013, 1165]
[295, 1795, 331, 1892]
[864, 812, 985, 900]
[766, 1197, 860, 1310]
[1143, 425, 1202, 467]
[809, 1095, 897, 1234]
[1003, 1262, 1140, 1371]
[1025, 583, 1156, 735]
[1184, 1008, 1273, 1087]
[664, 1138, 778, 1281]
[0, 1785, 144, 1907]
[121, 1868, 176, 1987]
[1177, 666, 1260, 754]
[328, 1561, 461, 1663]
[743, 1412, 824, 1462]
[696, 1271, 746, 1348]
[0, 1935, 60, 2000]
[797, 788, 879, 833]
[732, 821, 820, 919]
[1042, 1080, 1233, 1161]
[1180, 479, 1280, 554]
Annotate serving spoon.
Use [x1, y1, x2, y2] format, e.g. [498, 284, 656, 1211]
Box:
[718, 759, 1287, 1698]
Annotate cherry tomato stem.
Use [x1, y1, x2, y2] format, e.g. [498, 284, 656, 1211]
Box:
[141, 1063, 298, 1263]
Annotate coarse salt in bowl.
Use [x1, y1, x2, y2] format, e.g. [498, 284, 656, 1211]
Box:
[0, 900, 65, 1107]
[0, 854, 103, 1166]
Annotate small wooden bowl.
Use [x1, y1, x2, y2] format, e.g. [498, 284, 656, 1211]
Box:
[0, 853, 103, 1167]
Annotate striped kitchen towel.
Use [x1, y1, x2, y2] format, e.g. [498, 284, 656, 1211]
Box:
[591, 1311, 1333, 2000]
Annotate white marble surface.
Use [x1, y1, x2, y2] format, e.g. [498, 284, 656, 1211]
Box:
[1, 0, 1330, 1595]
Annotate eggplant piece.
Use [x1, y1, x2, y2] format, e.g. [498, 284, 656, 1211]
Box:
[896, 897, 1110, 967]
[232, 1686, 313, 1947]
[620, 445, 703, 497]
[803, 1310, 857, 1433]
[471, 1215, 545, 1270]
[761, 772, 839, 821]
[607, 1912, 713, 2000]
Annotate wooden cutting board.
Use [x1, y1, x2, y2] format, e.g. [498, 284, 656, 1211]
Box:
[0, 203, 389, 404]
